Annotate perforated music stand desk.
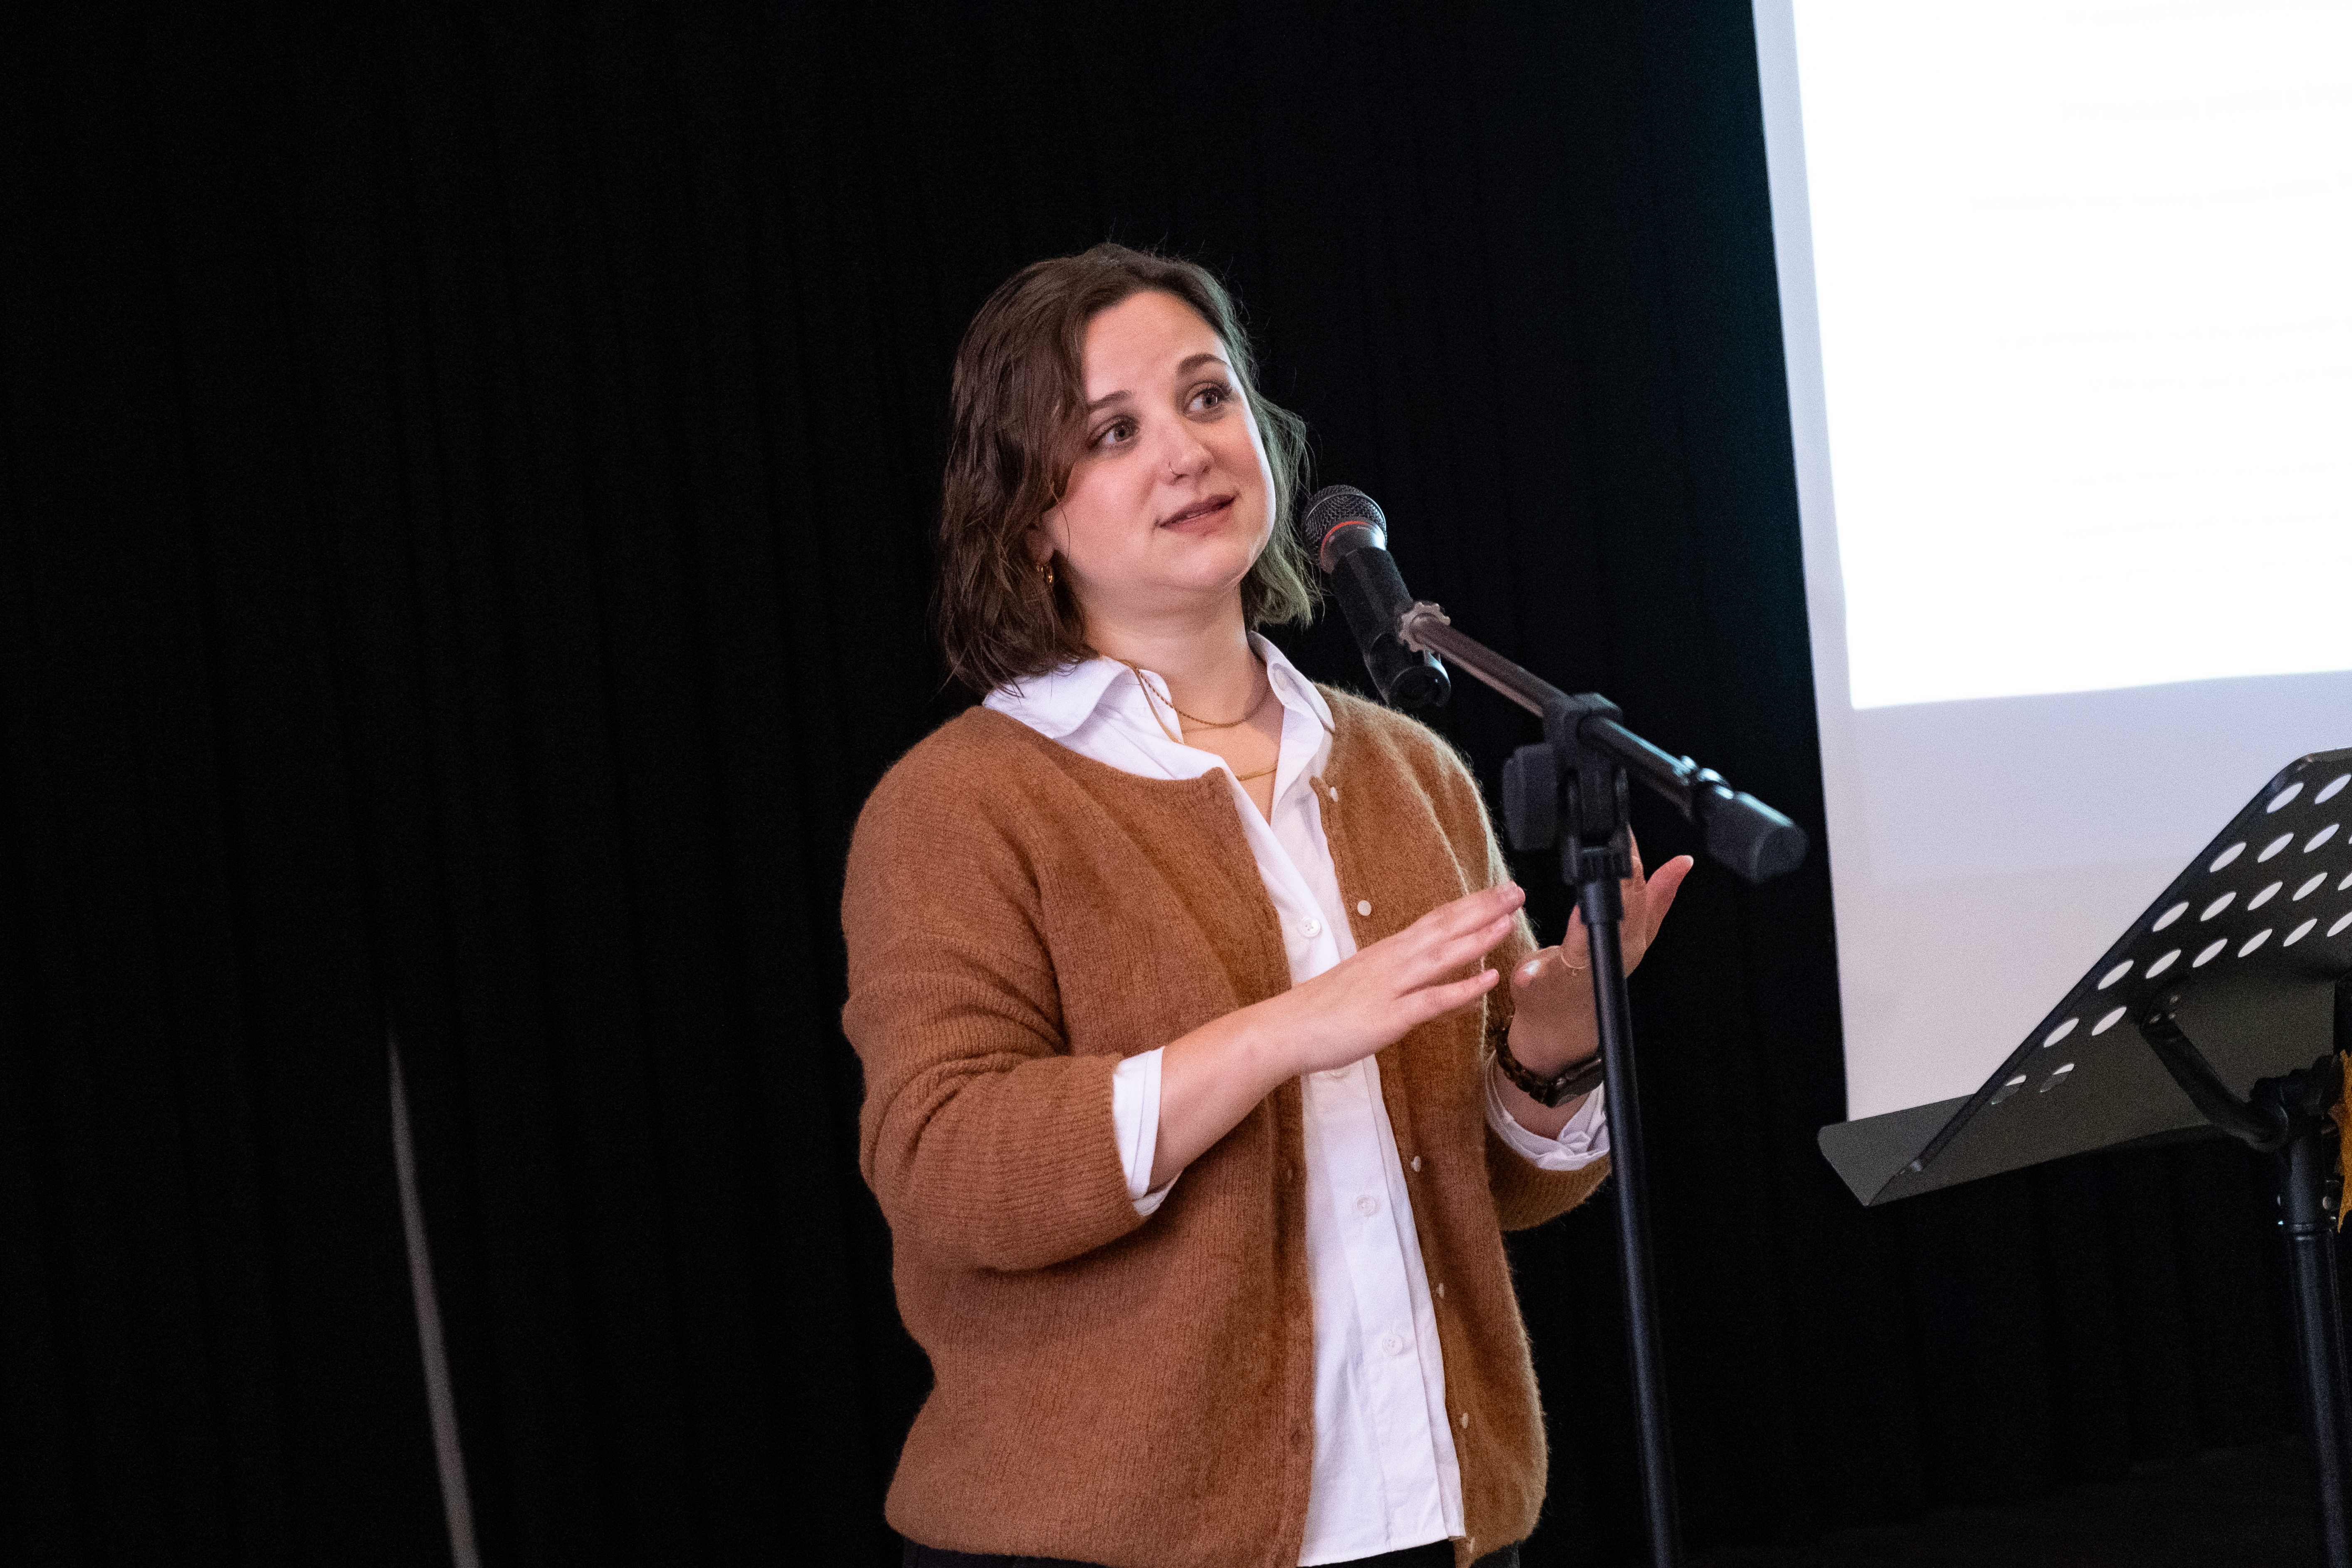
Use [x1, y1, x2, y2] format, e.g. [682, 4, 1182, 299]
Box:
[1819, 748, 2352, 1566]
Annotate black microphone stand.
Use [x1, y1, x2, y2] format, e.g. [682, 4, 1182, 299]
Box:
[1394, 602, 1807, 1568]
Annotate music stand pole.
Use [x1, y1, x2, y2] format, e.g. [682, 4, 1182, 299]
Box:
[2282, 1057, 2351, 1566]
[2145, 978, 2352, 1564]
[1397, 605, 1808, 1568]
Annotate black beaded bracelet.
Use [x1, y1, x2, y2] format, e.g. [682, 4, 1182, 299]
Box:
[1492, 1031, 1606, 1109]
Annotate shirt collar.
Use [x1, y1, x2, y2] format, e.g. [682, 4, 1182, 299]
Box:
[983, 654, 1130, 740]
[983, 633, 1332, 741]
[1255, 635, 1336, 735]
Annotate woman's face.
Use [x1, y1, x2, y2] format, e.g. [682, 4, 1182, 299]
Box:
[1031, 289, 1275, 632]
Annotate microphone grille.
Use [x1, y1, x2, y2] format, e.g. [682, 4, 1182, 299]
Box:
[1298, 485, 1386, 555]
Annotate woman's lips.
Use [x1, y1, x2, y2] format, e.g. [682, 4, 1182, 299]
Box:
[1160, 494, 1236, 529]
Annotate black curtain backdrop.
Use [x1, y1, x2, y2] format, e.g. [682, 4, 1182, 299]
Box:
[0, 3, 2313, 1565]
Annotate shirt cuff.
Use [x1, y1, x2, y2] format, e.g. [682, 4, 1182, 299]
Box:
[1111, 1048, 1179, 1215]
[1485, 1062, 1611, 1170]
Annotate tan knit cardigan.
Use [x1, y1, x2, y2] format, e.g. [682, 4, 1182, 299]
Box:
[841, 686, 1609, 1568]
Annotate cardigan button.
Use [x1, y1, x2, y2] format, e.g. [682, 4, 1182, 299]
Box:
[1357, 899, 1372, 916]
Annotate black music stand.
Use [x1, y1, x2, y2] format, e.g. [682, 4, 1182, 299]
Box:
[1819, 749, 2352, 1567]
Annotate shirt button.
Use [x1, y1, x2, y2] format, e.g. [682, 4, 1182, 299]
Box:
[1355, 1194, 1379, 1217]
[1300, 917, 1321, 936]
[1320, 1067, 1349, 1081]
[1379, 1331, 1406, 1357]
[1357, 899, 1372, 916]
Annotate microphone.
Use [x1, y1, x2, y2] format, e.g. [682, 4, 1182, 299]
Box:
[1301, 484, 1808, 885]
[1298, 485, 1450, 710]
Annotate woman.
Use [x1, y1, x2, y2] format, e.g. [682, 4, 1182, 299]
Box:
[843, 244, 1688, 1568]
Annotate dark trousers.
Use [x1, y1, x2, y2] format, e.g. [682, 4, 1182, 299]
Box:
[903, 1541, 1520, 1568]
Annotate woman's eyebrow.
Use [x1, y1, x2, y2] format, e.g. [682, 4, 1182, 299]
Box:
[1085, 353, 1231, 410]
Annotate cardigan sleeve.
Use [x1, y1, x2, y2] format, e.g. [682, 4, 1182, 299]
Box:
[841, 743, 1146, 1274]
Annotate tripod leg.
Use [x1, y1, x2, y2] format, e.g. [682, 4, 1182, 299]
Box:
[2283, 1118, 2351, 1568]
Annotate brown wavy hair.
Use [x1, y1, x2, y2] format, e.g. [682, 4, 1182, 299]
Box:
[934, 244, 1315, 694]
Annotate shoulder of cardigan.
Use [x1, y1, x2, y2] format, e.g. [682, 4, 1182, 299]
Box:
[881, 705, 1237, 803]
[1315, 684, 1477, 793]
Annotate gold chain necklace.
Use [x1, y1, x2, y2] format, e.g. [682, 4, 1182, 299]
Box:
[1168, 665, 1273, 731]
[1119, 657, 1280, 787]
[1117, 656, 1273, 731]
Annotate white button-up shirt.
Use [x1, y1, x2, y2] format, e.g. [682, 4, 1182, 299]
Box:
[987, 636, 1606, 1566]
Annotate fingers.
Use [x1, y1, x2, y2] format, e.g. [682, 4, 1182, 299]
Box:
[1418, 911, 1518, 987]
[1419, 881, 1523, 937]
[1408, 966, 1500, 1024]
[1389, 883, 1523, 970]
[1644, 853, 1693, 907]
[1637, 854, 1695, 942]
[1544, 844, 1698, 971]
[1351, 884, 1522, 1009]
[1561, 908, 1591, 965]
[1291, 886, 1524, 1072]
[1349, 877, 1756, 1024]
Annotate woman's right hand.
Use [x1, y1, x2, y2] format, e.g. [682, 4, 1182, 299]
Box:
[1270, 881, 1524, 1077]
[1150, 880, 1525, 1188]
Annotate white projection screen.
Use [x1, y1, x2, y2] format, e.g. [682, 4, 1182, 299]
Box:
[1752, 0, 2352, 1120]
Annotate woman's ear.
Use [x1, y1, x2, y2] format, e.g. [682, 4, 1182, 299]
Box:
[1023, 520, 1056, 566]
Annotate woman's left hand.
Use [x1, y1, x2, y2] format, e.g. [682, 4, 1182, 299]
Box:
[1505, 835, 1694, 1074]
